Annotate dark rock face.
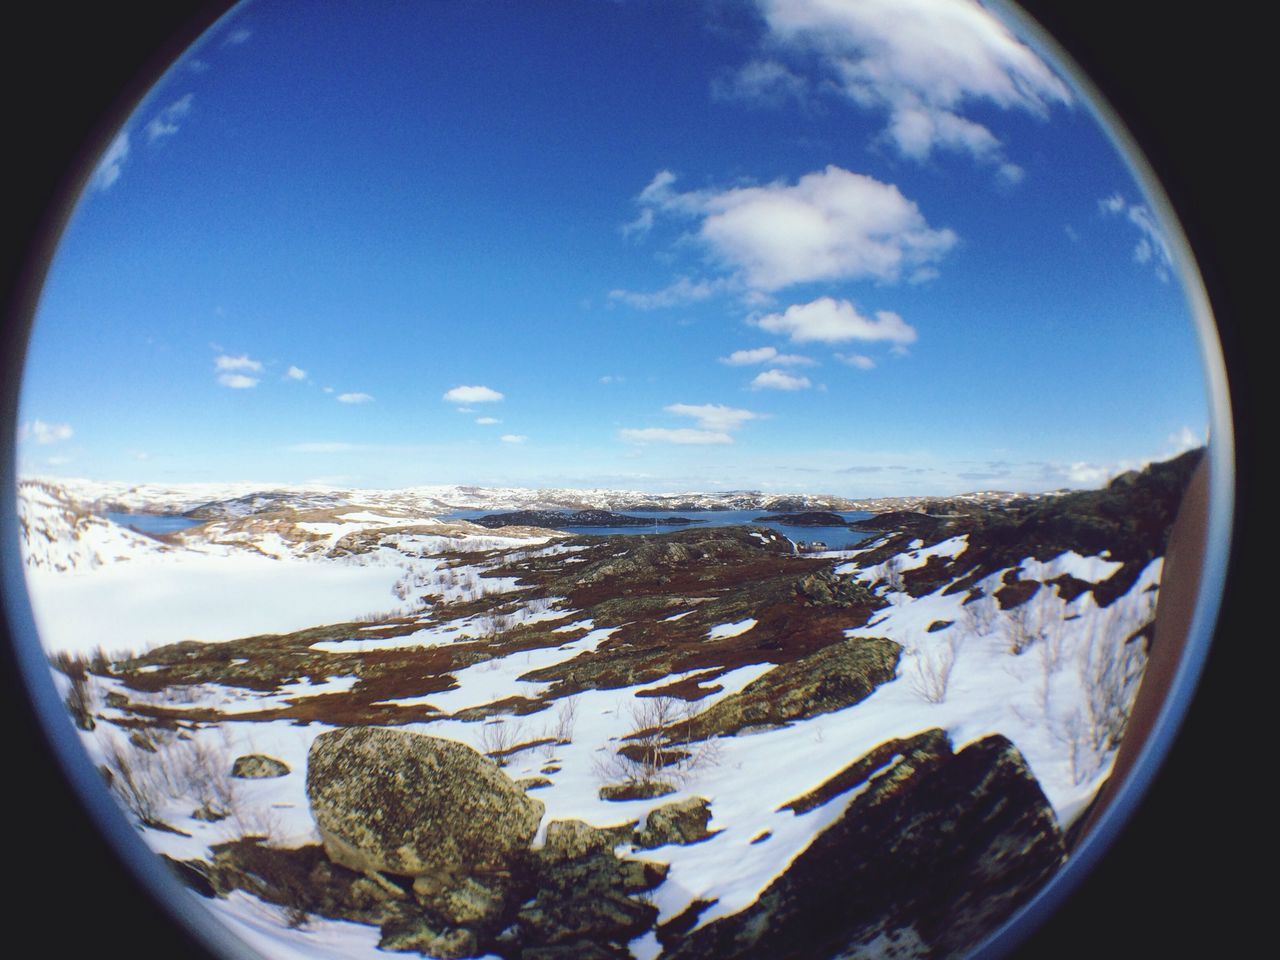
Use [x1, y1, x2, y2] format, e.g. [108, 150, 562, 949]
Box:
[692, 636, 902, 737]
[230, 753, 290, 779]
[467, 509, 703, 528]
[663, 730, 1066, 959]
[752, 511, 848, 526]
[306, 727, 544, 879]
[849, 510, 944, 535]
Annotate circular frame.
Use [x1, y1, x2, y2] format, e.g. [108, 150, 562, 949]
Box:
[1, 3, 1253, 958]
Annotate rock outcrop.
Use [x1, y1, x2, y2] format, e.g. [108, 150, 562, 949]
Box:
[691, 636, 902, 737]
[634, 797, 716, 848]
[306, 727, 544, 881]
[231, 754, 290, 779]
[662, 729, 1066, 959]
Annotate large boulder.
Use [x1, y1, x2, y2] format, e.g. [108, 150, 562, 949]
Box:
[662, 730, 1066, 959]
[306, 727, 544, 880]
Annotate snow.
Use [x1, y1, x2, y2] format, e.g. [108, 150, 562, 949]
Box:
[707, 618, 758, 640]
[25, 554, 411, 656]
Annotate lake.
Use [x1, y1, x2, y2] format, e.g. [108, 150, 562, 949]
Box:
[446, 509, 880, 551]
[105, 512, 204, 535]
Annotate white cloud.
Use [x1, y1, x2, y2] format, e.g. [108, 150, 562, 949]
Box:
[476, 416, 501, 425]
[632, 166, 955, 292]
[620, 427, 734, 445]
[217, 373, 259, 389]
[665, 403, 760, 432]
[500, 434, 528, 444]
[608, 276, 730, 309]
[599, 375, 625, 384]
[712, 58, 809, 108]
[337, 392, 374, 404]
[285, 365, 307, 380]
[224, 27, 252, 45]
[288, 442, 359, 453]
[90, 131, 129, 191]
[322, 386, 334, 394]
[145, 93, 193, 144]
[1169, 426, 1203, 451]
[721, 346, 815, 366]
[443, 384, 504, 404]
[21, 420, 74, 444]
[752, 0, 1071, 165]
[751, 369, 812, 390]
[215, 353, 263, 373]
[756, 297, 918, 345]
[1098, 193, 1126, 215]
[1099, 193, 1173, 281]
[836, 352, 876, 370]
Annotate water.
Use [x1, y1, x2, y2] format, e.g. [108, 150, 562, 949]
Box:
[446, 508, 880, 551]
[105, 512, 204, 535]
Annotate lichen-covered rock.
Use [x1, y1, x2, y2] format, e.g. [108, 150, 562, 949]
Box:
[378, 917, 478, 958]
[661, 731, 1066, 959]
[634, 797, 715, 848]
[231, 753, 290, 779]
[306, 727, 544, 879]
[540, 819, 634, 863]
[412, 873, 510, 927]
[691, 636, 902, 737]
[598, 779, 677, 801]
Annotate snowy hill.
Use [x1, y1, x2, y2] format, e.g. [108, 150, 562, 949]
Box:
[16, 480, 179, 571]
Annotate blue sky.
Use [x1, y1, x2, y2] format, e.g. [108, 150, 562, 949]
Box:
[18, 0, 1210, 497]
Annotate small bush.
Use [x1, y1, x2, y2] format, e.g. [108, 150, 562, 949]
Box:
[909, 635, 961, 704]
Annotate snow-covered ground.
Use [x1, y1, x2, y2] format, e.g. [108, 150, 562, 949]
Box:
[22, 478, 1164, 959]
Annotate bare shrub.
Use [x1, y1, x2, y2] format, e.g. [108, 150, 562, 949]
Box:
[883, 554, 906, 592]
[479, 717, 524, 764]
[541, 698, 579, 759]
[909, 635, 961, 704]
[1007, 592, 1046, 655]
[51, 652, 97, 730]
[597, 696, 720, 792]
[1079, 610, 1147, 759]
[960, 594, 998, 637]
[100, 731, 166, 828]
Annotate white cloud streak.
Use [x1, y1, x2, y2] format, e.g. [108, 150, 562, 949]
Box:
[145, 93, 194, 144]
[217, 373, 258, 389]
[756, 297, 918, 345]
[1099, 193, 1173, 281]
[21, 420, 74, 444]
[751, 369, 812, 390]
[476, 417, 501, 425]
[443, 384, 504, 404]
[720, 346, 815, 366]
[90, 131, 129, 191]
[337, 392, 374, 404]
[500, 434, 528, 444]
[619, 427, 734, 445]
[215, 354, 263, 372]
[285, 365, 307, 380]
[608, 276, 730, 310]
[664, 403, 761, 432]
[836, 352, 877, 370]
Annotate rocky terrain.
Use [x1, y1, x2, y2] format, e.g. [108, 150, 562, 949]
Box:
[19, 449, 1202, 959]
